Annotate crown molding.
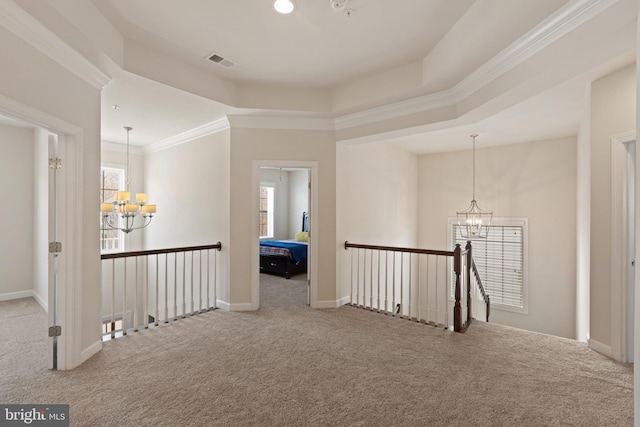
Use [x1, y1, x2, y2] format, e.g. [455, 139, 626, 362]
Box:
[227, 115, 335, 131]
[334, 0, 620, 131]
[334, 90, 455, 130]
[453, 0, 620, 102]
[143, 117, 230, 154]
[0, 0, 110, 90]
[0, 93, 82, 134]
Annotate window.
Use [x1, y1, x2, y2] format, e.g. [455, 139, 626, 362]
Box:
[259, 184, 275, 238]
[100, 167, 125, 252]
[450, 218, 528, 313]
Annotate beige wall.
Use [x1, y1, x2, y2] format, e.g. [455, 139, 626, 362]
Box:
[418, 137, 577, 338]
[336, 141, 418, 301]
[589, 64, 637, 348]
[229, 128, 336, 306]
[33, 129, 49, 308]
[0, 125, 34, 295]
[143, 130, 231, 302]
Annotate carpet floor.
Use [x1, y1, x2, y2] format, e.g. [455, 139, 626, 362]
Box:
[0, 297, 633, 426]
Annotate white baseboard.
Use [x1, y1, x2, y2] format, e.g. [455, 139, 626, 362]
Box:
[0, 290, 48, 311]
[216, 299, 255, 311]
[337, 296, 350, 306]
[315, 296, 350, 309]
[32, 291, 48, 312]
[81, 340, 102, 364]
[588, 338, 612, 358]
[0, 290, 33, 301]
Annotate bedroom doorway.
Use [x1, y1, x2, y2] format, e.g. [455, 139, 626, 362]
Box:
[258, 166, 311, 308]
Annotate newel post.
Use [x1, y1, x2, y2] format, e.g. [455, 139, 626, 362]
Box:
[453, 244, 462, 332]
[466, 241, 472, 324]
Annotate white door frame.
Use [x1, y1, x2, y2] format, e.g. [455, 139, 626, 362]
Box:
[611, 131, 635, 363]
[0, 94, 83, 370]
[252, 160, 319, 309]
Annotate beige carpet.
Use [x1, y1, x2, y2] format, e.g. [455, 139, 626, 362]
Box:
[260, 272, 308, 307]
[0, 297, 633, 426]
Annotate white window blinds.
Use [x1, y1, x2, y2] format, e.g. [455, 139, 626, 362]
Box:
[451, 220, 526, 310]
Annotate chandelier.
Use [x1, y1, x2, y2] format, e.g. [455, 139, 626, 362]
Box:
[100, 126, 156, 234]
[457, 134, 492, 239]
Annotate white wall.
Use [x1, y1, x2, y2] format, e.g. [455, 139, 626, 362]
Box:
[259, 168, 289, 240]
[0, 125, 34, 296]
[258, 168, 308, 240]
[289, 170, 309, 238]
[336, 141, 418, 301]
[589, 64, 636, 349]
[418, 137, 577, 338]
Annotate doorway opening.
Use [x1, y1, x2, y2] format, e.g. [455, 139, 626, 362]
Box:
[0, 113, 64, 370]
[252, 161, 318, 310]
[0, 96, 86, 370]
[258, 166, 310, 308]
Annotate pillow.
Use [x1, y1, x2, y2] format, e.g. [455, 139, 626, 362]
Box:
[295, 231, 309, 242]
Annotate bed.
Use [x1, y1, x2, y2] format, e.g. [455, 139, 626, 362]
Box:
[260, 212, 309, 279]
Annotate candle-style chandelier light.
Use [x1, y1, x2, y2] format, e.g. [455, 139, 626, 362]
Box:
[100, 126, 156, 234]
[456, 134, 492, 239]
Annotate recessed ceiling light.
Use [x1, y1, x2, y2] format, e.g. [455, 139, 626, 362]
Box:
[112, 105, 120, 111]
[274, 0, 294, 14]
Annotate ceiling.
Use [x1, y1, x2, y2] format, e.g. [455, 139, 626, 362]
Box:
[42, 0, 639, 151]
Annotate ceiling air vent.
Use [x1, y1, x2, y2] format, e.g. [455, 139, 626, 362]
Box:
[208, 53, 235, 68]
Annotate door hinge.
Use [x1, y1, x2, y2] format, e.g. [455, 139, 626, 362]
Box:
[49, 158, 62, 169]
[49, 242, 62, 253]
[48, 325, 62, 337]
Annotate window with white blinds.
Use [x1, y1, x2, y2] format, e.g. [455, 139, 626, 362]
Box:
[450, 218, 528, 313]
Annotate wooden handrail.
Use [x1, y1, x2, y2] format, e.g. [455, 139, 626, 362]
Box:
[101, 242, 222, 260]
[344, 241, 455, 257]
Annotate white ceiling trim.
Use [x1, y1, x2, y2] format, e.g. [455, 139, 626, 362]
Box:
[227, 115, 335, 131]
[335, 0, 619, 131]
[454, 0, 620, 102]
[143, 117, 230, 154]
[335, 90, 455, 130]
[0, 93, 82, 134]
[0, 0, 110, 90]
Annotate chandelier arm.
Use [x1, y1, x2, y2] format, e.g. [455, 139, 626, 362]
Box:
[101, 211, 154, 234]
[101, 214, 119, 231]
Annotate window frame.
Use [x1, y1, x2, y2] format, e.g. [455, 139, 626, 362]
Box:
[100, 165, 126, 253]
[447, 217, 529, 314]
[259, 182, 275, 239]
